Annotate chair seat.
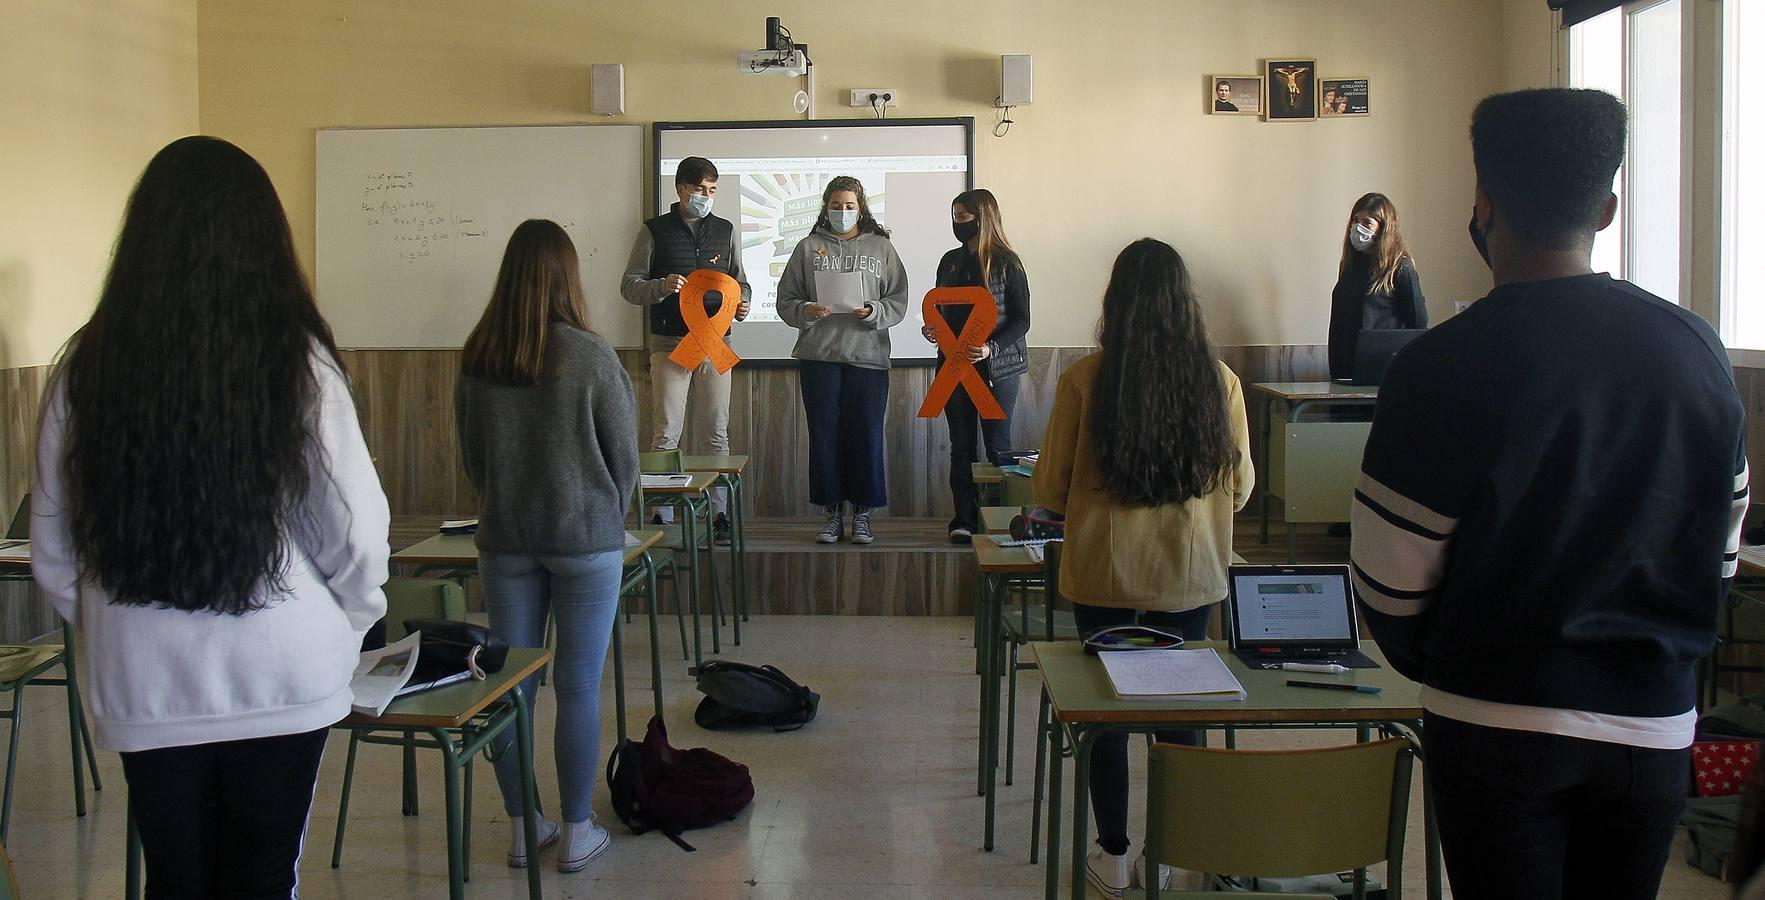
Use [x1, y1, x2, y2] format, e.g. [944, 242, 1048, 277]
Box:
[0, 645, 64, 685]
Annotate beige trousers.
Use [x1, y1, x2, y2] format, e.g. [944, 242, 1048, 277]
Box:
[649, 348, 731, 516]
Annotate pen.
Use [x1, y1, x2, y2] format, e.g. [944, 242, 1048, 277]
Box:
[1281, 662, 1348, 674]
[1287, 679, 1381, 694]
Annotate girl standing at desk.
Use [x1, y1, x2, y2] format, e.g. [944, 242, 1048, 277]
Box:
[776, 176, 909, 546]
[31, 136, 390, 898]
[1032, 238, 1254, 897]
[1327, 192, 1427, 381]
[456, 219, 639, 872]
[923, 189, 1031, 544]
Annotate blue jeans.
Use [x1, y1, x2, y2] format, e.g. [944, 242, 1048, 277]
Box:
[481, 549, 623, 824]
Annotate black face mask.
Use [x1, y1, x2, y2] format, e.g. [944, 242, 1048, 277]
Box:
[1468, 207, 1492, 269]
[953, 219, 980, 245]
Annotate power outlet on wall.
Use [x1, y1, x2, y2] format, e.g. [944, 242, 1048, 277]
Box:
[849, 89, 900, 109]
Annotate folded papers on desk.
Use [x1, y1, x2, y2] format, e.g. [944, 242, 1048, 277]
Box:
[1099, 648, 1246, 701]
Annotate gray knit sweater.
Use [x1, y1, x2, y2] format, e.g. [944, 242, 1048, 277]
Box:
[454, 324, 639, 555]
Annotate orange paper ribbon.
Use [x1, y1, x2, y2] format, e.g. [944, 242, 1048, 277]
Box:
[918, 286, 1005, 420]
[667, 269, 743, 375]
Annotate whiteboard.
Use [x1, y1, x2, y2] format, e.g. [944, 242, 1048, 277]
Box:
[315, 124, 643, 348]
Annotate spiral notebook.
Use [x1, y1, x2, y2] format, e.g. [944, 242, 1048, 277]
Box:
[1098, 648, 1246, 701]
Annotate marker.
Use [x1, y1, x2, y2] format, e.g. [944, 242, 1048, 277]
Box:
[1282, 662, 1348, 674]
[1287, 679, 1381, 694]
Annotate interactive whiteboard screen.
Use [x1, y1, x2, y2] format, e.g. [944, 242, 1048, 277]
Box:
[654, 119, 974, 363]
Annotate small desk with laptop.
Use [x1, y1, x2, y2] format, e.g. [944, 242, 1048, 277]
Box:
[1034, 563, 1440, 899]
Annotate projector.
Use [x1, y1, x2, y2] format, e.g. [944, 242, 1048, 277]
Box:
[738, 49, 807, 77]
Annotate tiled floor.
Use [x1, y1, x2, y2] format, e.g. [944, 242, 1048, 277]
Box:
[0, 615, 1732, 898]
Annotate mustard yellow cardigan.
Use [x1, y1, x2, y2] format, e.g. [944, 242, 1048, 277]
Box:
[1031, 353, 1254, 611]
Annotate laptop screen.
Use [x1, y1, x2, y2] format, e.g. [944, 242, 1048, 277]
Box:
[1228, 565, 1359, 649]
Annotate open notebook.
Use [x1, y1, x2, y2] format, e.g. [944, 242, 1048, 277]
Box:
[1098, 648, 1246, 701]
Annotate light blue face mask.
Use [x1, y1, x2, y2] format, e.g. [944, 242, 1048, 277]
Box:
[828, 209, 859, 234]
[684, 193, 714, 218]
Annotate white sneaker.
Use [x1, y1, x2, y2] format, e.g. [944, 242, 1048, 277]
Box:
[1086, 847, 1130, 898]
[556, 817, 611, 873]
[506, 815, 559, 868]
[1132, 851, 1174, 890]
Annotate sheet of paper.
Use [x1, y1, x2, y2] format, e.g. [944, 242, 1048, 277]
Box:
[624, 532, 642, 547]
[350, 632, 423, 717]
[812, 268, 867, 313]
[1099, 648, 1246, 701]
[641, 474, 692, 488]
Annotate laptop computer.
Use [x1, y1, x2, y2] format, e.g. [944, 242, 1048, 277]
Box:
[1226, 564, 1379, 668]
[1342, 328, 1425, 386]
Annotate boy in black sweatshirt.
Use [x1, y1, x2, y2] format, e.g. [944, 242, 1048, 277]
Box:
[1350, 88, 1748, 898]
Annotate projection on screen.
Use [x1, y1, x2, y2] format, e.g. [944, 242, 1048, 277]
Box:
[654, 119, 973, 362]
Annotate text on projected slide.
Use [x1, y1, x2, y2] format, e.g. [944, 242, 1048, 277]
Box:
[1231, 574, 1354, 641]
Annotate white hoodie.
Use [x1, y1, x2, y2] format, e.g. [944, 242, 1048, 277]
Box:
[31, 355, 389, 752]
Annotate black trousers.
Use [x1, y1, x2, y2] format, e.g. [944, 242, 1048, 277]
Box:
[1071, 602, 1214, 855]
[945, 373, 1020, 531]
[121, 727, 329, 900]
[1423, 712, 1688, 899]
[799, 359, 890, 509]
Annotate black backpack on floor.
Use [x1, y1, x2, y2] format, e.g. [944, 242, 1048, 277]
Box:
[605, 715, 753, 852]
[693, 661, 820, 732]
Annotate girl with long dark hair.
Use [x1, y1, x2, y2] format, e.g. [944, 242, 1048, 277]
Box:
[455, 219, 637, 872]
[776, 176, 909, 545]
[31, 136, 390, 898]
[1328, 192, 1427, 380]
[923, 189, 1031, 543]
[1031, 238, 1254, 897]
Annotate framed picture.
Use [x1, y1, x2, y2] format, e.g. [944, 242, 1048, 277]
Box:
[1208, 75, 1263, 116]
[1263, 58, 1318, 121]
[1320, 78, 1371, 117]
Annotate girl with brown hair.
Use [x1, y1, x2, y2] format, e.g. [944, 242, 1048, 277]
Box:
[1328, 192, 1429, 380]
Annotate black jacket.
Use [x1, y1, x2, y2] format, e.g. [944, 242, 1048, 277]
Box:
[644, 207, 737, 338]
[1328, 256, 1427, 380]
[933, 248, 1030, 381]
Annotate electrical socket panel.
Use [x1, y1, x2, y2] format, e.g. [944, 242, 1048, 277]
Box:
[849, 89, 901, 108]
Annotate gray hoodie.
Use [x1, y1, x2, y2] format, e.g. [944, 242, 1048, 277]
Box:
[775, 226, 910, 370]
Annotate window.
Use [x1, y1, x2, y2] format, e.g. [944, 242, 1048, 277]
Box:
[1724, 0, 1765, 349]
[1566, 0, 1682, 304]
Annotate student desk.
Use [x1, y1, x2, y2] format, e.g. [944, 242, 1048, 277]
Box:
[392, 530, 668, 742]
[1029, 640, 1440, 900]
[1740, 545, 1765, 577]
[1249, 382, 1380, 562]
[643, 471, 731, 655]
[981, 505, 1018, 536]
[974, 463, 1005, 507]
[683, 454, 751, 633]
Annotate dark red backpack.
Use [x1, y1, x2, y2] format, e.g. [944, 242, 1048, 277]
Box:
[605, 715, 754, 851]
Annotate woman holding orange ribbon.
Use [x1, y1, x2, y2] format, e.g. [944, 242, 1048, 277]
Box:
[776, 176, 910, 546]
[923, 189, 1031, 544]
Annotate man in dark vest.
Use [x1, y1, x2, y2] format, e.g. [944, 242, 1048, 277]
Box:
[620, 157, 751, 543]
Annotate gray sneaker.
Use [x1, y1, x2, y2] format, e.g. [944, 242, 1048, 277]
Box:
[851, 507, 875, 545]
[816, 504, 845, 544]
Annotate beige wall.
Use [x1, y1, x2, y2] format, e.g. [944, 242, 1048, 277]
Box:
[1503, 0, 1561, 90]
[196, 0, 1518, 350]
[0, 0, 199, 368]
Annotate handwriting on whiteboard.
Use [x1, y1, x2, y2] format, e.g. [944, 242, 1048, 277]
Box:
[358, 172, 489, 264]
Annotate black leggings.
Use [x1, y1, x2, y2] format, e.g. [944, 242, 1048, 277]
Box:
[121, 727, 329, 900]
[1071, 602, 1214, 855]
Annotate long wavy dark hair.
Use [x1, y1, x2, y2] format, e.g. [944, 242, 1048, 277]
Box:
[461, 220, 591, 386]
[1090, 239, 1236, 506]
[56, 135, 343, 615]
[813, 175, 890, 238]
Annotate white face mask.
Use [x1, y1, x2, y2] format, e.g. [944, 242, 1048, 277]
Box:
[1350, 222, 1377, 253]
[828, 209, 859, 234]
[684, 193, 713, 218]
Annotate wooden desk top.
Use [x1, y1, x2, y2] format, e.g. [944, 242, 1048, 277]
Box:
[973, 536, 1046, 573]
[683, 455, 750, 475]
[392, 530, 663, 568]
[1249, 382, 1380, 402]
[1741, 545, 1765, 578]
[642, 472, 719, 494]
[1030, 640, 1421, 725]
[972, 463, 1004, 484]
[981, 506, 1019, 535]
[337, 647, 552, 730]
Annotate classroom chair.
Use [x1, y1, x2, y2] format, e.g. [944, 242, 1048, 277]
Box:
[1142, 737, 1415, 900]
[333, 577, 466, 832]
[1017, 540, 1078, 862]
[0, 494, 102, 839]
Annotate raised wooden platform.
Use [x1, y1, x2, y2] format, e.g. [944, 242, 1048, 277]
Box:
[390, 512, 1350, 617]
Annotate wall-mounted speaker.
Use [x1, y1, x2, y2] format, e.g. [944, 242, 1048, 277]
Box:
[999, 54, 1033, 107]
[591, 63, 624, 116]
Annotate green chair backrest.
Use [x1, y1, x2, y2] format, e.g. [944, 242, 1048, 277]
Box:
[639, 449, 684, 473]
[4, 495, 26, 541]
[1001, 472, 1035, 508]
[382, 578, 467, 637]
[1145, 738, 1412, 883]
